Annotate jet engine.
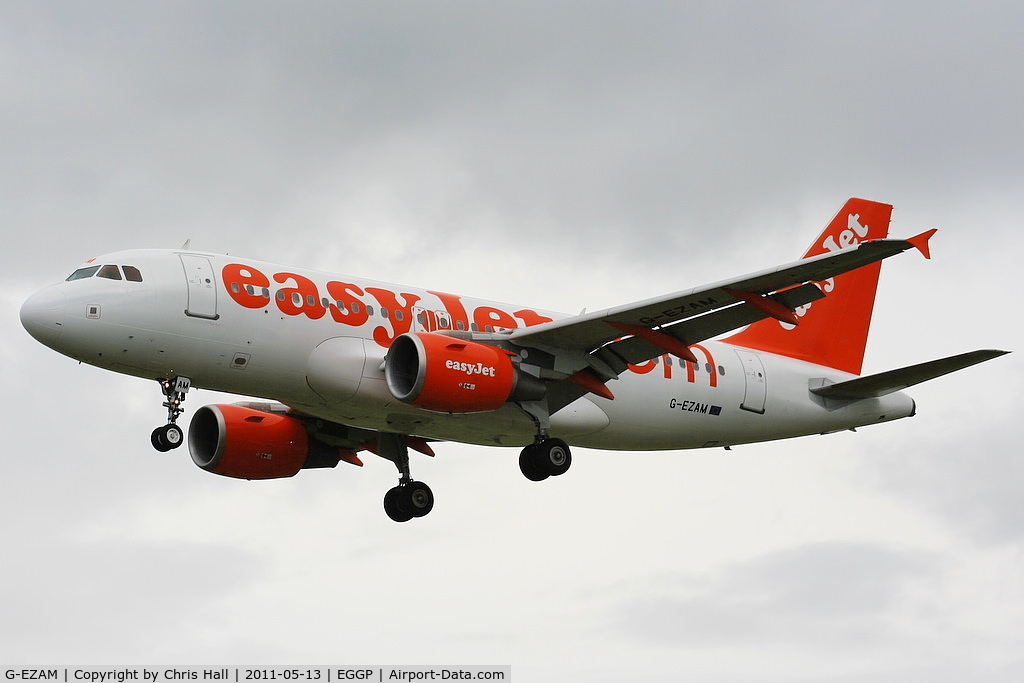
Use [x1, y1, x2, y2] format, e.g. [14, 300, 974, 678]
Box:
[385, 332, 544, 413]
[188, 404, 339, 480]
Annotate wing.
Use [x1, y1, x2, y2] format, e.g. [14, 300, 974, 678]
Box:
[505, 233, 935, 409]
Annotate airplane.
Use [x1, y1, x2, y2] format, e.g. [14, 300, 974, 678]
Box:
[20, 198, 1008, 522]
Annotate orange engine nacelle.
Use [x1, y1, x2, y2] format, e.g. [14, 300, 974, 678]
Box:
[385, 332, 544, 413]
[188, 404, 321, 480]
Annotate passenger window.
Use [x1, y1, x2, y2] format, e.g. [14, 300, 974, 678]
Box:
[97, 264, 122, 280]
[122, 265, 143, 282]
[66, 265, 101, 281]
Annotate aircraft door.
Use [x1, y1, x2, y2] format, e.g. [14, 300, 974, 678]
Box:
[735, 349, 767, 414]
[412, 307, 452, 333]
[412, 306, 432, 332]
[180, 254, 219, 320]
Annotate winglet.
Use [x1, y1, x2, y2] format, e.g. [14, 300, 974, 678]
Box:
[907, 228, 938, 259]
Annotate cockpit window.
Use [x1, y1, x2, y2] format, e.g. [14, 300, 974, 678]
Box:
[66, 265, 101, 281]
[97, 264, 123, 280]
[65, 264, 144, 282]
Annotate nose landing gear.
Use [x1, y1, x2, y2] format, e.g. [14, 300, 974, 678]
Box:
[151, 376, 190, 452]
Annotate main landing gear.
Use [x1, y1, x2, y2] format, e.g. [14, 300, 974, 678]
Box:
[518, 437, 572, 481]
[151, 376, 190, 452]
[516, 399, 573, 482]
[377, 433, 434, 523]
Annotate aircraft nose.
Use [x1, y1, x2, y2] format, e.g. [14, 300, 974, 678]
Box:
[20, 286, 67, 349]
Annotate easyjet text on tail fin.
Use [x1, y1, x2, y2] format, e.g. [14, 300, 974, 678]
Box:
[724, 198, 894, 375]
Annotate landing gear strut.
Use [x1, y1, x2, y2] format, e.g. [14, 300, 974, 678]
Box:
[151, 376, 190, 452]
[377, 432, 434, 523]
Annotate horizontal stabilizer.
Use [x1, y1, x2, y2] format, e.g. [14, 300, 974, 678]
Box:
[810, 349, 1010, 400]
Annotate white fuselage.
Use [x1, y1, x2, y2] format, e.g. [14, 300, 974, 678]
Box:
[21, 249, 916, 451]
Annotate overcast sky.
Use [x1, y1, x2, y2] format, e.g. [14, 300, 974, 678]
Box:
[2, 2, 1022, 680]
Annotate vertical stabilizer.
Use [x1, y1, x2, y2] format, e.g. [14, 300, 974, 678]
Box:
[723, 198, 894, 375]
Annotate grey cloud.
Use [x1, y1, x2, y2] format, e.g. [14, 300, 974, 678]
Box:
[614, 542, 936, 648]
[6, 1, 1023, 277]
[862, 407, 1024, 546]
[2, 538, 266, 662]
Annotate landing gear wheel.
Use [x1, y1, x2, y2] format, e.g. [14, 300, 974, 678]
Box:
[404, 481, 434, 518]
[163, 424, 184, 449]
[519, 444, 549, 482]
[384, 486, 414, 523]
[539, 438, 571, 476]
[151, 427, 170, 452]
[151, 424, 184, 452]
[520, 439, 572, 480]
[383, 481, 435, 523]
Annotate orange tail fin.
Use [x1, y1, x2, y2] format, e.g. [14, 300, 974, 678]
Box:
[723, 198, 894, 375]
